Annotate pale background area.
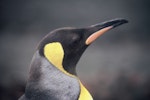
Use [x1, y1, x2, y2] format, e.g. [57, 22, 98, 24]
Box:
[0, 0, 150, 100]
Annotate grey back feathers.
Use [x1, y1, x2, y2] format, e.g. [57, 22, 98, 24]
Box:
[19, 51, 80, 100]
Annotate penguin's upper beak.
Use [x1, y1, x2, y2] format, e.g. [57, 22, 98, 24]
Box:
[85, 18, 128, 45]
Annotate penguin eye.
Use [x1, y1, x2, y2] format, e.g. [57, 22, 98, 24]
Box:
[65, 34, 80, 50]
[72, 35, 80, 42]
[71, 34, 82, 45]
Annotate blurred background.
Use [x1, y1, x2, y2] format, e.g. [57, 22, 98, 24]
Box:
[0, 0, 150, 100]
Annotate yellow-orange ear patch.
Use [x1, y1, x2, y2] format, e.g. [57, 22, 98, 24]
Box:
[44, 42, 64, 71]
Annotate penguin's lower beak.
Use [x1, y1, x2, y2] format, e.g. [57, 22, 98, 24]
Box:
[85, 18, 128, 45]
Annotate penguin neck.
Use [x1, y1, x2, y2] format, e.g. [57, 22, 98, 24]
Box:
[53, 65, 93, 100]
[49, 62, 93, 100]
[45, 57, 93, 100]
[48, 63, 93, 100]
[56, 65, 93, 100]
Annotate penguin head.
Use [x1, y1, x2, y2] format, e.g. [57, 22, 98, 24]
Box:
[38, 18, 128, 76]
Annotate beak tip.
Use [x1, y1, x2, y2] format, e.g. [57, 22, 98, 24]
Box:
[112, 18, 128, 28]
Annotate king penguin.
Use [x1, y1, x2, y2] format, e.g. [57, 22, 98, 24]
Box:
[19, 18, 128, 100]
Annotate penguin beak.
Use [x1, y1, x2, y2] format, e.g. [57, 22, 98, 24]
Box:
[85, 18, 128, 45]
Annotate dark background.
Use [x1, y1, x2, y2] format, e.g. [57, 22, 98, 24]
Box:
[0, 0, 150, 100]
